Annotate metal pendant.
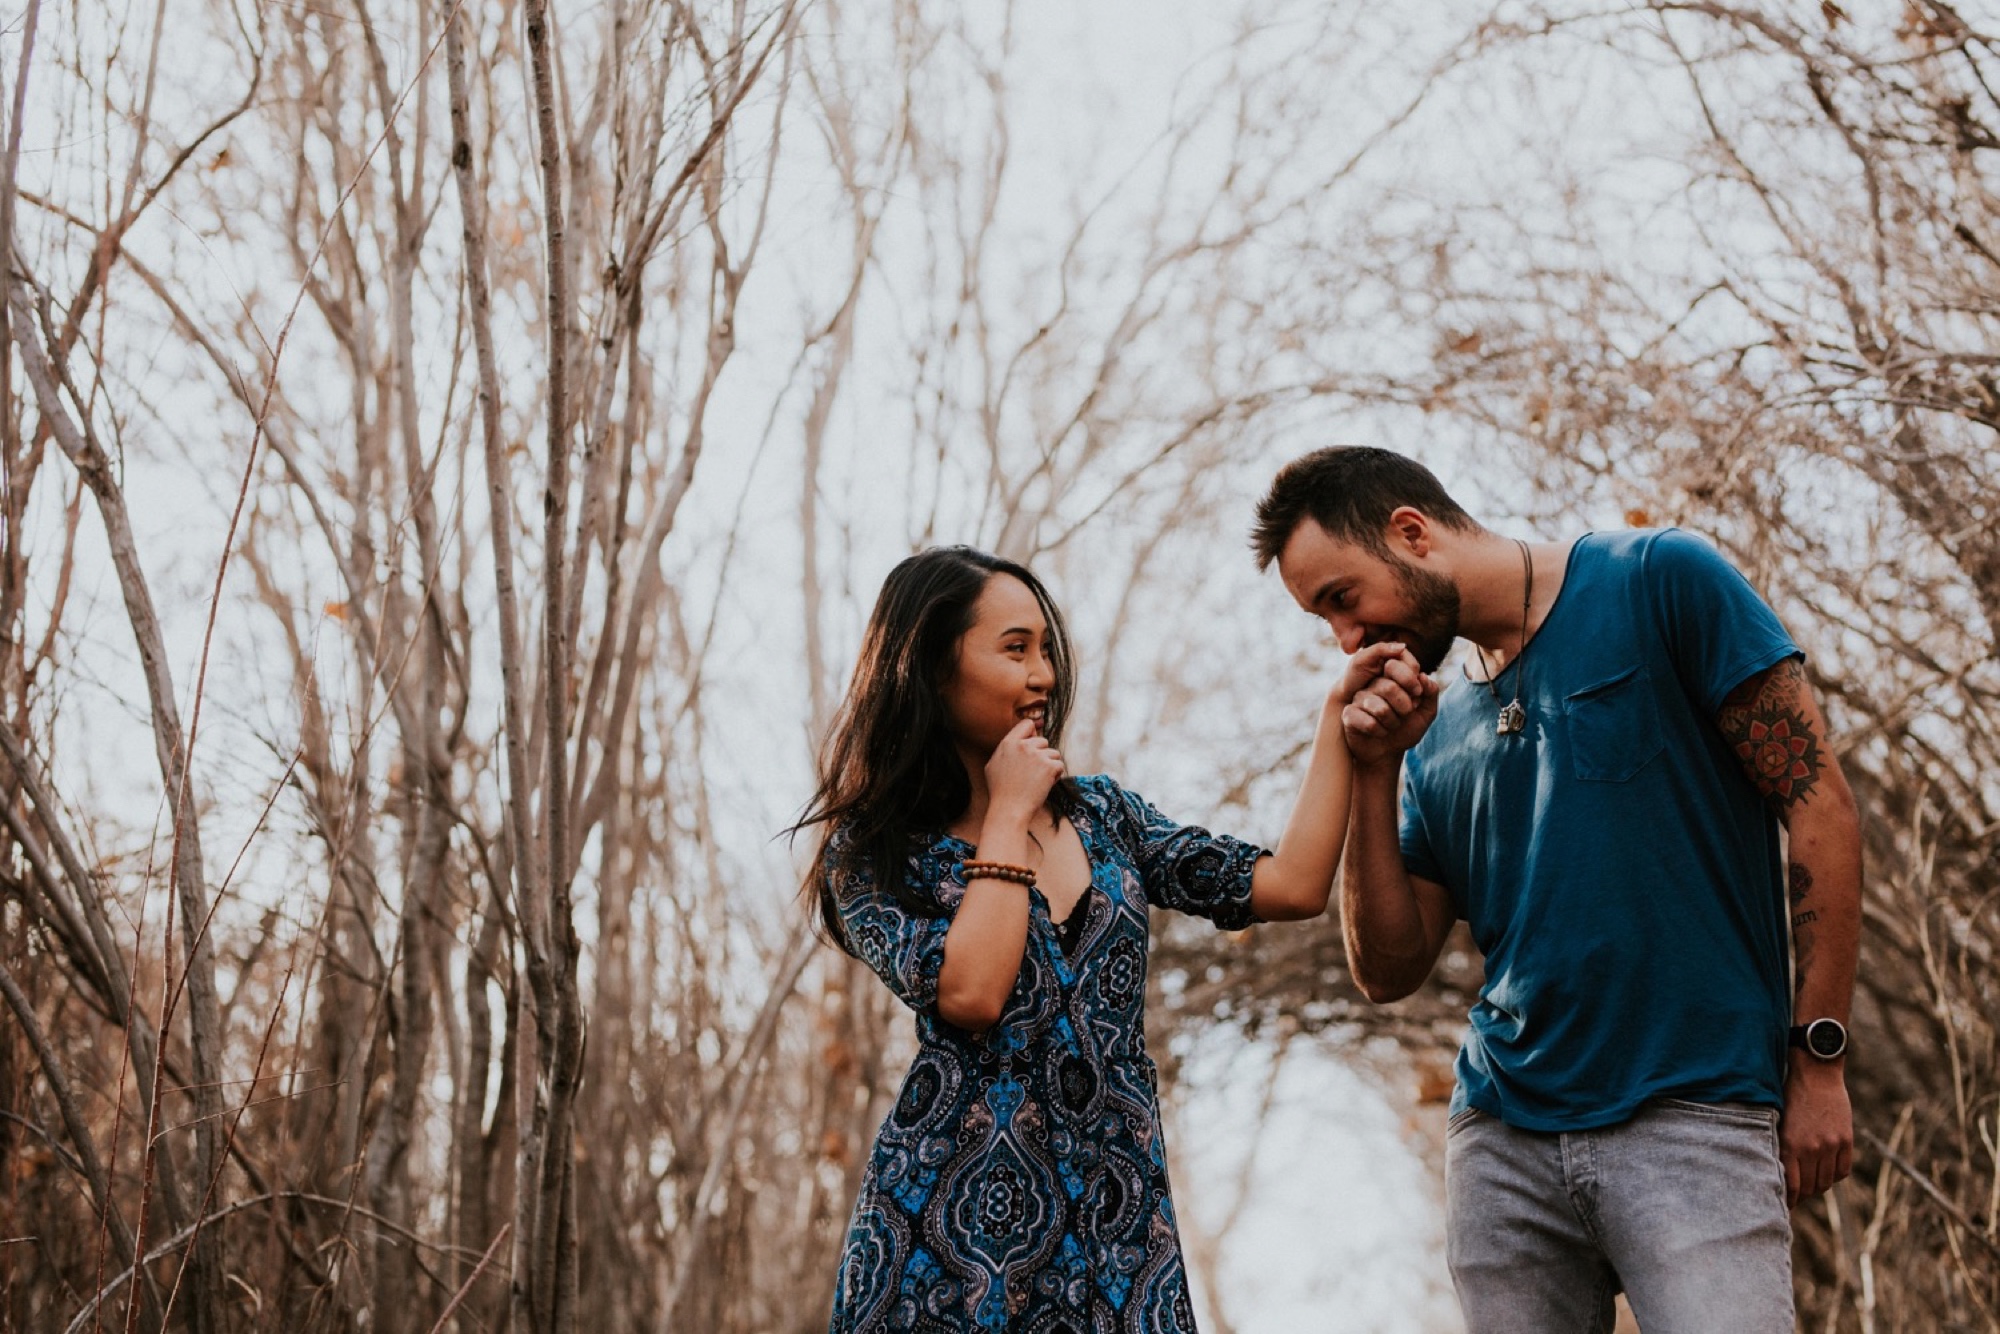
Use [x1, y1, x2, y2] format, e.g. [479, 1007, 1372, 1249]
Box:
[1496, 701, 1527, 736]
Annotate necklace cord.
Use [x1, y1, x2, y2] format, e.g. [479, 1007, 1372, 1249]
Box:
[1478, 539, 1533, 729]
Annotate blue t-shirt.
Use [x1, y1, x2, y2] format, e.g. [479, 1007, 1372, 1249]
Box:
[1399, 529, 1799, 1131]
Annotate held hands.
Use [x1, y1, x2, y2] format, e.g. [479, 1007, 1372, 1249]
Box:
[1338, 642, 1439, 770]
[985, 717, 1066, 820]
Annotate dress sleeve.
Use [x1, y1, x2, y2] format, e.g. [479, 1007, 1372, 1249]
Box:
[1100, 777, 1267, 929]
[825, 831, 959, 1015]
[828, 829, 1064, 1043]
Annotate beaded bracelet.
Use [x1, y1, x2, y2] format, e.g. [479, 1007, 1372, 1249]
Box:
[961, 860, 1036, 888]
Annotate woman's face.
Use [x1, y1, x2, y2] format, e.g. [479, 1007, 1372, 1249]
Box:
[941, 573, 1055, 757]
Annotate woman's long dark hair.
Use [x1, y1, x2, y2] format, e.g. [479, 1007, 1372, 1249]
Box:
[793, 546, 1078, 949]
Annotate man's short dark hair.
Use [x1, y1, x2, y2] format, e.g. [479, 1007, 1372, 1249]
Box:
[1250, 446, 1481, 570]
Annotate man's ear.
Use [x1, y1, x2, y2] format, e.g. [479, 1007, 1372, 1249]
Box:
[1386, 506, 1432, 557]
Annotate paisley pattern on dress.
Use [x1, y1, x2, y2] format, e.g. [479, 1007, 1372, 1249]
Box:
[827, 774, 1267, 1333]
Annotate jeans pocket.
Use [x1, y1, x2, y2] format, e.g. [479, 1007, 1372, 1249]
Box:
[1653, 1097, 1778, 1131]
[1446, 1106, 1485, 1136]
[1564, 665, 1665, 782]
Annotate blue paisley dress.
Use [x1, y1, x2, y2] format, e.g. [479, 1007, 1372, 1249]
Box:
[827, 774, 1268, 1333]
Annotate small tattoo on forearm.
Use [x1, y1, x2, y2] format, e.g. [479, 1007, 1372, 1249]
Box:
[1794, 923, 1818, 987]
[1788, 862, 1814, 906]
[1792, 910, 1819, 928]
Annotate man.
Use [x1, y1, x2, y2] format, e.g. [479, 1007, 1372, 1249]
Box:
[1251, 447, 1861, 1332]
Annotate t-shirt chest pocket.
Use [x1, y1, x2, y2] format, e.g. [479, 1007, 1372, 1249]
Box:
[1563, 665, 1666, 782]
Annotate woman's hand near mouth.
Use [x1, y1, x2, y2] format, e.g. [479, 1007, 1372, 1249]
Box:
[986, 716, 1063, 820]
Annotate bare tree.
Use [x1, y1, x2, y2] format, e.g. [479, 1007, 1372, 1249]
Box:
[1267, 2, 2000, 1323]
[11, 0, 1991, 1330]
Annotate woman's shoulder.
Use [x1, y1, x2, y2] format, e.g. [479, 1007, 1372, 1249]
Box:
[820, 820, 961, 884]
[823, 817, 963, 852]
[1070, 773, 1141, 825]
[1070, 772, 1123, 803]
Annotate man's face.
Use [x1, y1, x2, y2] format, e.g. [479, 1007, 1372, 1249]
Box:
[1277, 519, 1461, 672]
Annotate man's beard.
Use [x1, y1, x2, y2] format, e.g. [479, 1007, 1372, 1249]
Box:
[1380, 553, 1461, 673]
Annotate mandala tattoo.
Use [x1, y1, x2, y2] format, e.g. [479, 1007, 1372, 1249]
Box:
[1719, 660, 1824, 808]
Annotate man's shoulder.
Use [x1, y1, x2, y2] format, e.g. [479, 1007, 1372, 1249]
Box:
[1568, 529, 1765, 622]
[1589, 526, 1743, 580]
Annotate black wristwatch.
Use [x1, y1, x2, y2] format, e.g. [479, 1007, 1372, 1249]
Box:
[1788, 1017, 1848, 1061]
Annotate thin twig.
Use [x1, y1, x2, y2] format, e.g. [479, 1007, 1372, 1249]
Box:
[1859, 1127, 2000, 1262]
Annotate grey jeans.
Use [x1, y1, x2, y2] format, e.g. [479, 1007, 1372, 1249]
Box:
[1445, 1098, 1794, 1334]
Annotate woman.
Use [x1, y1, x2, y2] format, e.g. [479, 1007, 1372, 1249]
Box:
[797, 546, 1421, 1332]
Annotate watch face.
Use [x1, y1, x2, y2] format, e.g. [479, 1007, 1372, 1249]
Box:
[1806, 1019, 1846, 1059]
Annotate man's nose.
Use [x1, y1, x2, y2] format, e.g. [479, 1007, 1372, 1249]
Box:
[1332, 618, 1365, 656]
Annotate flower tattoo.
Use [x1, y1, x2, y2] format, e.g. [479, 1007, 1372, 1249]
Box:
[1737, 715, 1818, 793]
[1719, 659, 1824, 809]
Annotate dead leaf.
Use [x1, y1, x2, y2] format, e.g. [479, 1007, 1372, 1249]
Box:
[1415, 1059, 1455, 1105]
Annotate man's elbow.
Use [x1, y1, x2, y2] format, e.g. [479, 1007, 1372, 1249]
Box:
[1793, 776, 1865, 866]
[1350, 960, 1426, 1005]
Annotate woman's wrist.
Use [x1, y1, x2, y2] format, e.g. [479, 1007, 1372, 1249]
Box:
[982, 799, 1042, 833]
[962, 860, 1036, 889]
[1317, 680, 1362, 734]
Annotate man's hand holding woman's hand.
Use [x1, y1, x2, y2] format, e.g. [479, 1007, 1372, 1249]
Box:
[1337, 642, 1440, 769]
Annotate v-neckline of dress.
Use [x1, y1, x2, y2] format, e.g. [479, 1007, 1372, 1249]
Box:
[942, 805, 1100, 951]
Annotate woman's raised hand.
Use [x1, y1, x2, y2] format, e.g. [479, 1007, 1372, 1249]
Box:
[985, 717, 1066, 820]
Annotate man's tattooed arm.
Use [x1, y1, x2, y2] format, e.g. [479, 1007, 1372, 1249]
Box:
[1789, 861, 1818, 978]
[1716, 653, 1863, 1202]
[1717, 658, 1825, 812]
[1718, 658, 1854, 991]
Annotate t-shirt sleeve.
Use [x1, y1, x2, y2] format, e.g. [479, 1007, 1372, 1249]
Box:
[1397, 759, 1449, 893]
[825, 830, 957, 1015]
[1643, 529, 1801, 714]
[1101, 777, 1266, 930]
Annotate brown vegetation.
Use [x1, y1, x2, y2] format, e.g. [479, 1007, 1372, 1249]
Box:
[1, 1, 1994, 1331]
